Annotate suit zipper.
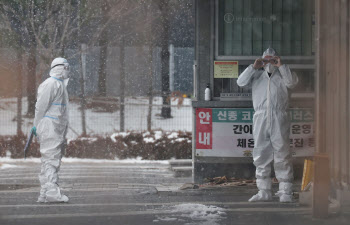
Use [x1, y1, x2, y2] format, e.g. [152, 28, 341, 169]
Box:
[267, 74, 271, 133]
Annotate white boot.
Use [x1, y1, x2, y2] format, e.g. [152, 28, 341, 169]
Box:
[249, 178, 273, 202]
[46, 193, 69, 203]
[278, 182, 293, 203]
[274, 190, 282, 197]
[249, 178, 272, 202]
[37, 187, 47, 203]
[37, 196, 46, 203]
[45, 184, 69, 203]
[279, 194, 293, 203]
[249, 190, 272, 202]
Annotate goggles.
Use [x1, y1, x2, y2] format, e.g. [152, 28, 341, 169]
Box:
[51, 63, 70, 71]
[262, 58, 277, 64]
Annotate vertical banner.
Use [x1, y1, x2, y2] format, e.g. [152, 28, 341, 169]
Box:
[196, 108, 213, 149]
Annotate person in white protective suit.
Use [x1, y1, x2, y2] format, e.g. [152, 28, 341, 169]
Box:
[31, 57, 70, 203]
[237, 48, 298, 203]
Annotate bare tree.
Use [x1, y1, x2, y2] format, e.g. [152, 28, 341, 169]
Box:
[154, 0, 172, 118]
[94, 0, 144, 97]
[0, 0, 80, 116]
[97, 0, 110, 97]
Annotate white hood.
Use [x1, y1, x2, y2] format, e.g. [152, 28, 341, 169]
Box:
[49, 57, 70, 80]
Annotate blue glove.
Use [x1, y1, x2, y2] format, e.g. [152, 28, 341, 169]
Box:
[31, 127, 37, 136]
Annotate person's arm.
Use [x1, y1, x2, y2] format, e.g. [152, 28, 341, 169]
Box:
[237, 65, 256, 87]
[237, 58, 263, 87]
[279, 65, 298, 89]
[273, 56, 298, 89]
[33, 81, 57, 127]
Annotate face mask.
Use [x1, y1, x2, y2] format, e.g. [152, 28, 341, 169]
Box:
[62, 69, 70, 79]
[264, 63, 276, 73]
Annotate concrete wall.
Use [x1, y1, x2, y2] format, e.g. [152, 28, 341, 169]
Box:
[316, 0, 350, 188]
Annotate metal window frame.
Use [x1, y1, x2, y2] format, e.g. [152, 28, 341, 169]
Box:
[214, 0, 315, 61]
[213, 0, 315, 100]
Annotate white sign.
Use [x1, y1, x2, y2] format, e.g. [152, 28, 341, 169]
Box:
[196, 108, 314, 158]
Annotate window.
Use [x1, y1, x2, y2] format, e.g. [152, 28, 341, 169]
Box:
[215, 0, 315, 98]
[218, 0, 314, 56]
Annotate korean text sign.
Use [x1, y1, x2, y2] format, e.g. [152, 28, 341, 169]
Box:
[195, 108, 314, 157]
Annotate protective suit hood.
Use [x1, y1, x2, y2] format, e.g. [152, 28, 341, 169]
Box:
[262, 47, 276, 58]
[50, 57, 70, 80]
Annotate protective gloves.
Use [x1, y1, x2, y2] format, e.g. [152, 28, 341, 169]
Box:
[31, 126, 37, 136]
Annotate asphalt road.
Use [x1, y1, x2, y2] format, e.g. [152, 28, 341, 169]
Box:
[0, 160, 349, 225]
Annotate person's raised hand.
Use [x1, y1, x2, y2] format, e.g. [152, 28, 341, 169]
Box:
[253, 58, 264, 70]
[273, 56, 282, 67]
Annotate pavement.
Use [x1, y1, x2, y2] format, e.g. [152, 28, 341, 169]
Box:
[0, 160, 350, 225]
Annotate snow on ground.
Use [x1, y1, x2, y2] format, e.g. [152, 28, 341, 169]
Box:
[67, 129, 191, 144]
[67, 137, 98, 145]
[0, 157, 170, 165]
[0, 163, 20, 169]
[154, 203, 227, 225]
[144, 137, 155, 143]
[141, 130, 168, 143]
[167, 132, 179, 139]
[154, 130, 163, 140]
[110, 132, 131, 142]
[0, 97, 192, 139]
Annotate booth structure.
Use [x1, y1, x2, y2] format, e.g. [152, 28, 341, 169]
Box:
[192, 0, 315, 183]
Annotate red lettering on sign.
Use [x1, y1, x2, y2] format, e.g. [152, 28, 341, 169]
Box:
[196, 108, 213, 149]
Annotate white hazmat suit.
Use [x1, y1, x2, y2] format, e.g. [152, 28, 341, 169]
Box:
[34, 57, 70, 203]
[237, 48, 298, 202]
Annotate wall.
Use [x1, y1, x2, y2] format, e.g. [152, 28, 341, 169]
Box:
[316, 0, 350, 188]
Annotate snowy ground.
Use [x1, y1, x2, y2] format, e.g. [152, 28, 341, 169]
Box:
[0, 157, 170, 166]
[0, 159, 226, 225]
[2, 159, 346, 225]
[0, 158, 226, 225]
[0, 96, 192, 139]
[153, 204, 227, 225]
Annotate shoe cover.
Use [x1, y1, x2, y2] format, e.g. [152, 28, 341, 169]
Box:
[37, 196, 46, 203]
[46, 194, 69, 203]
[279, 194, 293, 203]
[275, 190, 283, 197]
[256, 178, 272, 190]
[45, 184, 69, 203]
[279, 182, 293, 194]
[37, 186, 47, 203]
[275, 182, 293, 199]
[248, 190, 272, 202]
